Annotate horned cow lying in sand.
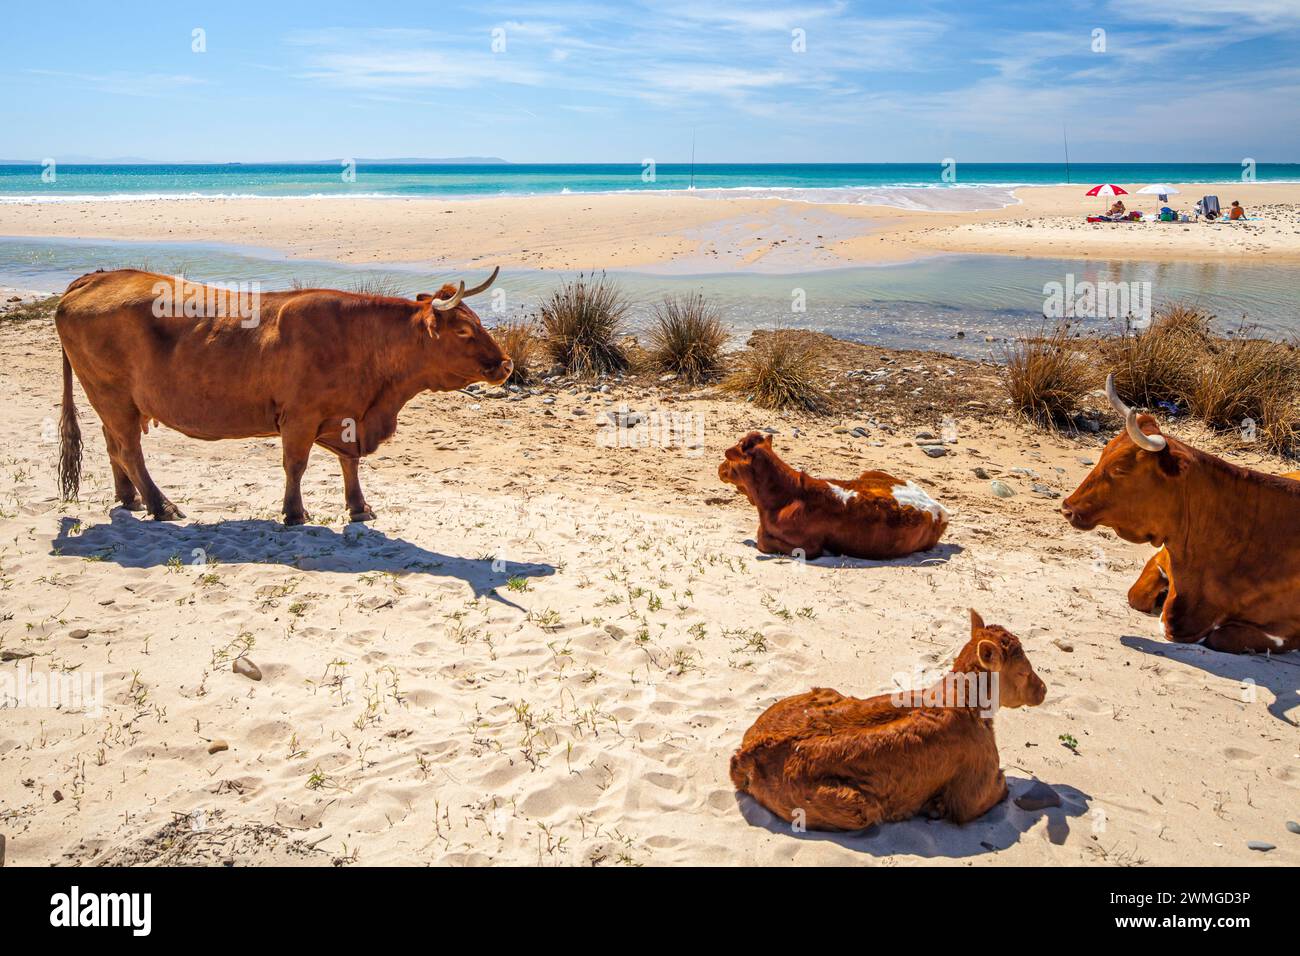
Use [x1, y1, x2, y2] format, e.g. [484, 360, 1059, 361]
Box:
[730, 611, 1046, 831]
[1128, 466, 1300, 614]
[1062, 376, 1300, 653]
[717, 432, 948, 560]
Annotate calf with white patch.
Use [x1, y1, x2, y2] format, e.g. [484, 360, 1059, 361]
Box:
[718, 432, 948, 560]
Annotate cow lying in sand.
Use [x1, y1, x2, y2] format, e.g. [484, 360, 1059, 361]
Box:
[1128, 467, 1300, 614]
[717, 432, 948, 560]
[55, 268, 511, 525]
[730, 610, 1046, 831]
[1062, 375, 1300, 653]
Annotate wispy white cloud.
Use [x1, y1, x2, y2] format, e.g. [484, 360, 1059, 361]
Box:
[25, 69, 205, 98]
[1108, 0, 1300, 28]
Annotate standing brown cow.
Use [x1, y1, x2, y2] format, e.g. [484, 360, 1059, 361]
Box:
[1062, 375, 1300, 653]
[55, 268, 511, 524]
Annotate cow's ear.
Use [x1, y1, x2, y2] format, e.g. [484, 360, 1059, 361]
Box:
[421, 307, 440, 339]
[976, 639, 1002, 671]
[762, 434, 773, 446]
[969, 609, 986, 634]
[1157, 443, 1191, 478]
[415, 293, 434, 302]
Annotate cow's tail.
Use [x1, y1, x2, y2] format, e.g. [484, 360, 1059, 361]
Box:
[58, 347, 82, 501]
[728, 751, 753, 793]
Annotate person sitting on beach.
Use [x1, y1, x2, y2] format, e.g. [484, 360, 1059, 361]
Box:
[1229, 200, 1246, 220]
[1108, 200, 1126, 217]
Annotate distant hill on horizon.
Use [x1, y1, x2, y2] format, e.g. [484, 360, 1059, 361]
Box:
[0, 156, 511, 166]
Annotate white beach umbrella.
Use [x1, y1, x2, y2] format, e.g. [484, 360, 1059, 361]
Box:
[1138, 183, 1181, 207]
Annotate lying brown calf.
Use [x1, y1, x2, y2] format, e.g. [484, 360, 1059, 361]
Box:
[718, 432, 947, 560]
[730, 610, 1046, 831]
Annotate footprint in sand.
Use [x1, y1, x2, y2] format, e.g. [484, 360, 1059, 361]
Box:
[1055, 693, 1110, 716]
[244, 719, 295, 749]
[1273, 766, 1300, 788]
[1222, 746, 1260, 764]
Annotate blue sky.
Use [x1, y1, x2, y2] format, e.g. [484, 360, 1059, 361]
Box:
[2, 0, 1298, 162]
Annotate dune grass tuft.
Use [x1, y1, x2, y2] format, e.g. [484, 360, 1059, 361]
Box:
[1185, 337, 1300, 453]
[1002, 324, 1092, 428]
[347, 275, 406, 298]
[645, 292, 729, 384]
[491, 319, 540, 385]
[539, 272, 629, 377]
[1104, 303, 1213, 409]
[1005, 303, 1300, 455]
[723, 331, 826, 411]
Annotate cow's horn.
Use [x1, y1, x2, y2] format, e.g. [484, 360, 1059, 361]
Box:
[430, 281, 465, 311]
[1126, 409, 1168, 452]
[463, 266, 499, 298]
[1104, 373, 1129, 416]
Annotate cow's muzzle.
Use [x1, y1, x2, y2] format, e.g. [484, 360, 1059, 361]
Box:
[1060, 502, 1096, 531]
[487, 359, 514, 386]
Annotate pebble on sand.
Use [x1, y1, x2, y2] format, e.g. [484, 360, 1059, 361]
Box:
[208, 740, 229, 754]
[1247, 840, 1276, 852]
[69, 629, 89, 640]
[990, 480, 1016, 498]
[233, 658, 263, 681]
[1014, 780, 1062, 811]
[1286, 821, 1300, 835]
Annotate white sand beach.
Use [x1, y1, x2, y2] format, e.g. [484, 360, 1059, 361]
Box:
[2, 183, 1299, 275]
[2, 313, 1296, 867]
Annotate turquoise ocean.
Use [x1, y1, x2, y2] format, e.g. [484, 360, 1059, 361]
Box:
[1, 162, 1296, 203]
[1, 163, 1296, 354]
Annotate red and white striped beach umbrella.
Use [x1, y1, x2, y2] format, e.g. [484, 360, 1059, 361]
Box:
[1085, 183, 1128, 216]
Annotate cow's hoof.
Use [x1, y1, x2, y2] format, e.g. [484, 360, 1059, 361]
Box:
[348, 509, 377, 523]
[284, 512, 310, 526]
[118, 500, 146, 513]
[153, 504, 185, 521]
